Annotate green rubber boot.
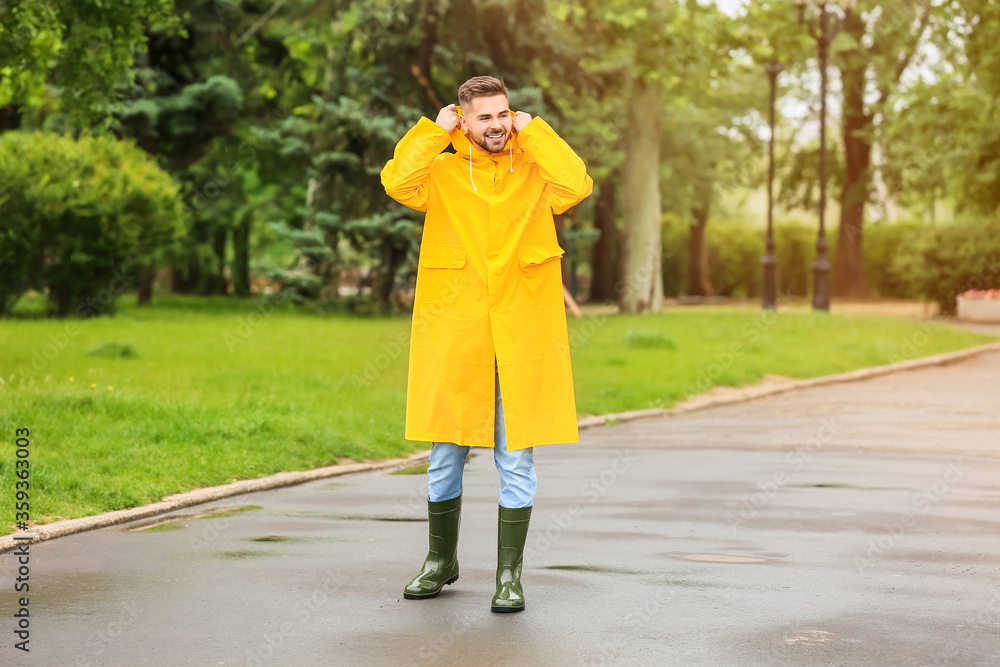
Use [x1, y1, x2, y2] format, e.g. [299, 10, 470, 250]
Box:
[403, 494, 461, 599]
[491, 504, 532, 613]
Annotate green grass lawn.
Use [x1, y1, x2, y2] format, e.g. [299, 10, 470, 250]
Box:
[0, 294, 994, 530]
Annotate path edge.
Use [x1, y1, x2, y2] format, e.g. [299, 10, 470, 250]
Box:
[5, 340, 998, 553]
[0, 450, 431, 553]
[577, 340, 1000, 429]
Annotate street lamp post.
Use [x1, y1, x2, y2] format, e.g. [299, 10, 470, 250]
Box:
[796, 0, 854, 312]
[762, 61, 783, 311]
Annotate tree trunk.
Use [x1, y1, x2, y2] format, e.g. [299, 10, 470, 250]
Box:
[687, 177, 714, 297]
[137, 263, 156, 306]
[0, 105, 22, 131]
[620, 73, 663, 314]
[589, 175, 619, 304]
[205, 225, 228, 295]
[412, 0, 442, 109]
[171, 220, 204, 294]
[374, 241, 403, 313]
[834, 12, 871, 299]
[232, 211, 251, 298]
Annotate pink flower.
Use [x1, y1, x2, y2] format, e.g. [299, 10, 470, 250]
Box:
[959, 288, 1000, 300]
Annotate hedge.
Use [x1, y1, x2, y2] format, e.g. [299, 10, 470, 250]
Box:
[660, 216, 1000, 313]
[0, 131, 185, 317]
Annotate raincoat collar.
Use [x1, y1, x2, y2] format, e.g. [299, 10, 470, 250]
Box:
[451, 104, 517, 192]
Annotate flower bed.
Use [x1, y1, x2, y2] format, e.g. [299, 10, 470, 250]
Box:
[957, 289, 1000, 322]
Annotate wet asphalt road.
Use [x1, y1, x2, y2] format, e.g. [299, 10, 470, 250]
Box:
[2, 350, 999, 666]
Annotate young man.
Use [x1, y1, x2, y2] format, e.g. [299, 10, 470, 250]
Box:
[380, 75, 593, 613]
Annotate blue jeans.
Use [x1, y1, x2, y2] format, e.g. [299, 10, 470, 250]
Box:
[427, 360, 536, 508]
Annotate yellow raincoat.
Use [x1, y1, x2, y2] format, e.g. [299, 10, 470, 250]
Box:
[381, 107, 593, 450]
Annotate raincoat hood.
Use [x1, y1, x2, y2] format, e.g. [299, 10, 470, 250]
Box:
[452, 104, 517, 191]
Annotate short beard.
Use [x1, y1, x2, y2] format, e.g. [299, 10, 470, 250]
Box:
[475, 130, 506, 154]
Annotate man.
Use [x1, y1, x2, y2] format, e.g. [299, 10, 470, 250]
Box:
[380, 75, 593, 613]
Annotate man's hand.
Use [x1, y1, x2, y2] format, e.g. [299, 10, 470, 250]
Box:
[436, 104, 460, 133]
[512, 111, 532, 133]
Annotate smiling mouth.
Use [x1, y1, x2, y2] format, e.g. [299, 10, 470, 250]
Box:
[486, 131, 504, 140]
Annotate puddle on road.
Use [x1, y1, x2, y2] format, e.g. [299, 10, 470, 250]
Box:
[282, 511, 426, 522]
[219, 549, 268, 560]
[249, 535, 298, 543]
[787, 483, 901, 491]
[676, 553, 769, 564]
[543, 564, 649, 575]
[127, 505, 263, 532]
[780, 629, 834, 645]
[391, 463, 430, 476]
[139, 523, 182, 532]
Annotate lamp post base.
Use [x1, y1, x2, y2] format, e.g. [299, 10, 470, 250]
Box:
[812, 259, 830, 311]
[762, 255, 777, 311]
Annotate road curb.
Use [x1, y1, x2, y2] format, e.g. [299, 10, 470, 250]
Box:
[0, 450, 431, 553]
[577, 340, 1000, 429]
[5, 340, 998, 553]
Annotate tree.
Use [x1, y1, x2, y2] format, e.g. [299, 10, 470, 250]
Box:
[555, 1, 724, 313]
[266, 0, 585, 313]
[0, 0, 179, 131]
[828, 0, 935, 297]
[0, 131, 184, 316]
[888, 0, 1000, 218]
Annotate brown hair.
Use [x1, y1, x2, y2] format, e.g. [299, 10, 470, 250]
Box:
[458, 76, 509, 109]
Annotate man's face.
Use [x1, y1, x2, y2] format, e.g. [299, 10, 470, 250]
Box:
[459, 94, 512, 154]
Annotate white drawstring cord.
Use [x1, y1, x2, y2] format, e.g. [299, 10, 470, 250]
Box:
[469, 145, 477, 192]
[468, 134, 511, 191]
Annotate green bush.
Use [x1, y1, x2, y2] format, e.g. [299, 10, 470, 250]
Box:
[774, 221, 822, 298]
[0, 131, 185, 317]
[706, 221, 761, 298]
[887, 220, 1000, 314]
[862, 221, 924, 298]
[661, 216, 830, 298]
[661, 213, 689, 297]
[658, 215, 999, 309]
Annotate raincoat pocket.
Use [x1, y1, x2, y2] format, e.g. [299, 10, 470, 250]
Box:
[517, 243, 565, 306]
[516, 243, 565, 268]
[417, 244, 467, 311]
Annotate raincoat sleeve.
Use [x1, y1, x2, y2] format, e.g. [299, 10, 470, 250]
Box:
[380, 117, 453, 212]
[516, 117, 594, 214]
